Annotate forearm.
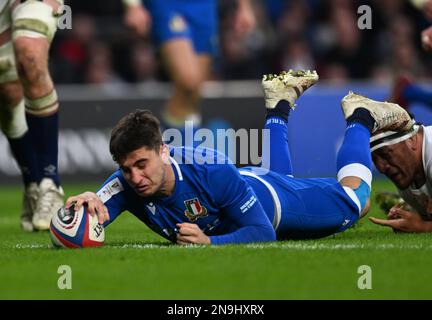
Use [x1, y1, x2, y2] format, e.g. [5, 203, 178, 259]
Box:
[209, 224, 276, 245]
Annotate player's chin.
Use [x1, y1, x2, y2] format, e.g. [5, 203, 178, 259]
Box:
[134, 186, 153, 197]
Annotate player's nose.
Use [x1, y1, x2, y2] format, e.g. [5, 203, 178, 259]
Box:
[130, 168, 143, 185]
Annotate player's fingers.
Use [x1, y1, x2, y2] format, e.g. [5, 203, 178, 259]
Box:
[95, 204, 109, 225]
[86, 199, 98, 216]
[369, 217, 399, 227]
[177, 226, 197, 236]
[176, 235, 195, 245]
[177, 234, 190, 242]
[389, 203, 402, 212]
[178, 222, 196, 228]
[102, 205, 110, 223]
[388, 211, 399, 220]
[72, 197, 86, 211]
[388, 204, 402, 218]
[393, 207, 411, 219]
[176, 223, 190, 231]
[65, 196, 77, 208]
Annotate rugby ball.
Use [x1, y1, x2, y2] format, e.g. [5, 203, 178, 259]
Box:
[50, 204, 105, 248]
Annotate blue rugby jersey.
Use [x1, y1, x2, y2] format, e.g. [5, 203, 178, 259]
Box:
[97, 147, 276, 245]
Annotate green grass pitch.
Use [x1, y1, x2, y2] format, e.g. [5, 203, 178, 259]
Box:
[1, 179, 432, 300]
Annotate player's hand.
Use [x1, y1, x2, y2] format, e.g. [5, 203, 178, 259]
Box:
[176, 223, 211, 245]
[233, 1, 256, 36]
[124, 5, 151, 37]
[386, 203, 403, 220]
[369, 205, 432, 233]
[421, 25, 432, 51]
[65, 192, 110, 225]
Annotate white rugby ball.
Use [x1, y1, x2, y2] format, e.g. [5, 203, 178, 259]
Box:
[50, 204, 105, 248]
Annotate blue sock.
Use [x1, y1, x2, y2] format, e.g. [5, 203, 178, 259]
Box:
[266, 100, 291, 122]
[261, 115, 293, 175]
[404, 84, 432, 107]
[8, 132, 40, 186]
[337, 122, 372, 172]
[26, 111, 60, 186]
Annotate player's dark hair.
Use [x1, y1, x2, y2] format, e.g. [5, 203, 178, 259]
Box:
[110, 109, 162, 162]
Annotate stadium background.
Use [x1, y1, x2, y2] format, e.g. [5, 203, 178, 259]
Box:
[1, 0, 432, 184]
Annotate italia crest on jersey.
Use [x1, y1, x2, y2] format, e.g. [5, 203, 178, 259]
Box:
[184, 198, 208, 222]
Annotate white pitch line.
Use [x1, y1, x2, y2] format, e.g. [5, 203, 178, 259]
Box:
[107, 243, 431, 250]
[10, 242, 432, 250]
[13, 244, 52, 249]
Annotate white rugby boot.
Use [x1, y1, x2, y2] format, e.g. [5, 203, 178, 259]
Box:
[21, 182, 39, 232]
[262, 69, 319, 109]
[32, 178, 64, 231]
[341, 91, 414, 133]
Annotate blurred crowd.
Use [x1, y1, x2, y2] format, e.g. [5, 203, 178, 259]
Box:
[50, 0, 432, 85]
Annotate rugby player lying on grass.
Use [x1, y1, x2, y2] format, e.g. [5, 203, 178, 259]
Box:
[66, 70, 413, 245]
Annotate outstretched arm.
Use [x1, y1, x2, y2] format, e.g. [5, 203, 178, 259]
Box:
[208, 199, 276, 245]
[66, 173, 128, 228]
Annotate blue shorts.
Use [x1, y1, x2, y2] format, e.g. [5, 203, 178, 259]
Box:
[240, 167, 361, 240]
[145, 0, 218, 55]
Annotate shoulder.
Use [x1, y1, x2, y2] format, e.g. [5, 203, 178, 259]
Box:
[96, 170, 129, 202]
[169, 146, 233, 165]
[169, 146, 242, 188]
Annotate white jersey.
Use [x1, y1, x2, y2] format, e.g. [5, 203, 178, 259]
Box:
[399, 125, 432, 220]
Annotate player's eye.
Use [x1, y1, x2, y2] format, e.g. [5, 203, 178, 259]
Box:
[136, 160, 147, 169]
[121, 167, 130, 174]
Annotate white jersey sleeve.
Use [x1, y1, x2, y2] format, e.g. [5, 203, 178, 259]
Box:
[399, 126, 432, 220]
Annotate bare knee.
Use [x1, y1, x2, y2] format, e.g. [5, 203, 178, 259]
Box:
[15, 45, 48, 84]
[13, 38, 52, 96]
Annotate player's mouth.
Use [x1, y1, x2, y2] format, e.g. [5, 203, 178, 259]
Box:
[136, 185, 150, 193]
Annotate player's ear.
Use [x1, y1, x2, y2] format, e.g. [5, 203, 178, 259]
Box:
[160, 144, 170, 164]
[406, 134, 419, 151]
